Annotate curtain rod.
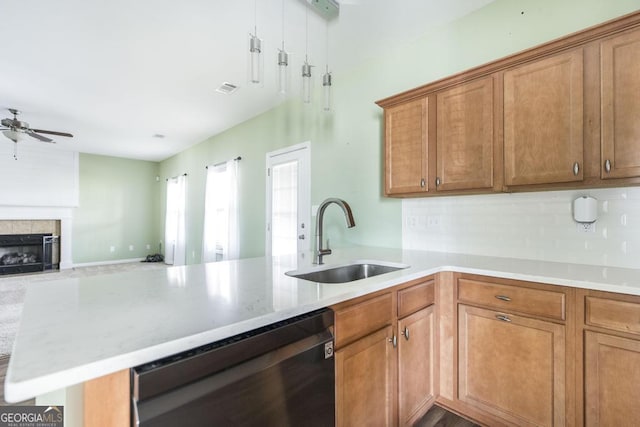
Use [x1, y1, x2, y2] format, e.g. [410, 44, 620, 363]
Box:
[206, 156, 242, 169]
[165, 173, 188, 181]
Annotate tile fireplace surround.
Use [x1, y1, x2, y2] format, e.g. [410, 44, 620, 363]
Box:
[0, 207, 72, 270]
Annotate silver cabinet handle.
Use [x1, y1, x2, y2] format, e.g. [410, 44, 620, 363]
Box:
[573, 162, 580, 176]
[496, 314, 511, 322]
[435, 177, 441, 186]
[402, 327, 410, 341]
[389, 334, 397, 348]
[495, 295, 511, 302]
[420, 178, 425, 188]
[604, 159, 611, 173]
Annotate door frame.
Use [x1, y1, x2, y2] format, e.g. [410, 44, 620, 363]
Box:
[265, 141, 311, 257]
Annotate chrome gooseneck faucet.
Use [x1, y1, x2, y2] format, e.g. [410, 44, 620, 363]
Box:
[314, 198, 355, 265]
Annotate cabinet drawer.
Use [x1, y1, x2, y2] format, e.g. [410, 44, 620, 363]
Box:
[334, 293, 393, 348]
[458, 278, 565, 321]
[398, 280, 434, 318]
[586, 296, 640, 336]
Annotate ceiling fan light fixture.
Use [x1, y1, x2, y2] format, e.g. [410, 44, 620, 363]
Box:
[2, 129, 22, 143]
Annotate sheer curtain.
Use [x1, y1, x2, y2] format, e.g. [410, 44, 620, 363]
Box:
[165, 174, 187, 265]
[202, 160, 239, 262]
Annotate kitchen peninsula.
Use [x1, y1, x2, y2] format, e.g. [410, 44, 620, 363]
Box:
[4, 247, 640, 425]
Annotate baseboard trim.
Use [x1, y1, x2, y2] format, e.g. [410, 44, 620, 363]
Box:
[71, 258, 145, 268]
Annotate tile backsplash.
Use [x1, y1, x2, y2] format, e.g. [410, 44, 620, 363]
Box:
[402, 187, 640, 269]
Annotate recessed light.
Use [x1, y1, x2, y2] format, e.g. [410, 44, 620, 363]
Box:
[216, 82, 238, 95]
[153, 134, 165, 139]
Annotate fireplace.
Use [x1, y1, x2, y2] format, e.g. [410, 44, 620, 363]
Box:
[0, 233, 59, 275]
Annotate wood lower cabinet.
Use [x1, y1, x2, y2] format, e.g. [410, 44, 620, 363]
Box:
[601, 26, 640, 180]
[398, 305, 435, 426]
[579, 290, 640, 426]
[458, 305, 566, 427]
[336, 326, 396, 426]
[332, 278, 436, 427]
[503, 49, 584, 186]
[584, 331, 640, 426]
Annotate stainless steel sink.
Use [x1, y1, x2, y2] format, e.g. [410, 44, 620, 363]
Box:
[286, 262, 408, 284]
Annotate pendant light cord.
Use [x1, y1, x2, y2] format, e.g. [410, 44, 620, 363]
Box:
[281, 0, 285, 50]
[305, 7, 309, 62]
[254, 0, 257, 36]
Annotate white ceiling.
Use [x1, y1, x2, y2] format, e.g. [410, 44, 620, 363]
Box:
[0, 0, 493, 162]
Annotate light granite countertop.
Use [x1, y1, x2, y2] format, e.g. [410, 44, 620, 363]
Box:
[5, 247, 640, 402]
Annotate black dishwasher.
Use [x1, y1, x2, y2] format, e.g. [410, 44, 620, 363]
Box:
[131, 309, 335, 427]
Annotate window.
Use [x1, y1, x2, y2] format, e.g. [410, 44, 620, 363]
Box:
[165, 174, 187, 265]
[202, 160, 239, 262]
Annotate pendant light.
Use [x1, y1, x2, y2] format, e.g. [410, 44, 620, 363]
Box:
[322, 22, 332, 112]
[248, 0, 263, 86]
[302, 7, 313, 104]
[277, 0, 290, 95]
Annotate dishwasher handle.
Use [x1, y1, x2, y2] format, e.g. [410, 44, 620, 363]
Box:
[134, 330, 334, 426]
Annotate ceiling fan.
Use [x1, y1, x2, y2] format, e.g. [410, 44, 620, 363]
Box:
[0, 108, 73, 159]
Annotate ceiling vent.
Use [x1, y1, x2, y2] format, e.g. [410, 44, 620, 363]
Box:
[301, 0, 340, 20]
[216, 82, 238, 95]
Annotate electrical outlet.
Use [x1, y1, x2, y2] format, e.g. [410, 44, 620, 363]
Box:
[427, 216, 440, 227]
[146, 244, 151, 250]
[576, 222, 596, 233]
[109, 246, 115, 253]
[129, 245, 134, 251]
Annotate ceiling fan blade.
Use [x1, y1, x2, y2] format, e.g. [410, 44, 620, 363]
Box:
[30, 129, 73, 138]
[1, 119, 14, 128]
[26, 131, 54, 143]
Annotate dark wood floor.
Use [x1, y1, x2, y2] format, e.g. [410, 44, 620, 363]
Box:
[0, 355, 35, 406]
[414, 405, 480, 427]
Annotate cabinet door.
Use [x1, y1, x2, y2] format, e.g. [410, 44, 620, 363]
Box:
[384, 98, 428, 195]
[458, 305, 565, 426]
[398, 305, 435, 426]
[336, 326, 396, 426]
[601, 27, 640, 179]
[504, 49, 583, 186]
[436, 77, 495, 191]
[584, 331, 640, 426]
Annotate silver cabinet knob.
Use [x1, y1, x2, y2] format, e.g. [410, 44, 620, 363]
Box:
[402, 327, 410, 340]
[604, 159, 611, 173]
[436, 177, 441, 186]
[573, 162, 580, 176]
[389, 334, 397, 348]
[496, 314, 512, 322]
[420, 178, 425, 188]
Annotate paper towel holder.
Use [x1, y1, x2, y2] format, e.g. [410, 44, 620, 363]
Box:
[573, 196, 598, 223]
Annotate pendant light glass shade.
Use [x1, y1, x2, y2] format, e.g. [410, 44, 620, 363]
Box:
[248, 33, 263, 86]
[277, 49, 289, 94]
[322, 70, 332, 111]
[302, 61, 313, 104]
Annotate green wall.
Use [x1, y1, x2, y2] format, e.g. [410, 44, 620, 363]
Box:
[73, 153, 160, 264]
[159, 0, 639, 264]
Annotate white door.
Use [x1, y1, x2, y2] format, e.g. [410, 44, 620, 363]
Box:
[266, 142, 310, 257]
[165, 174, 187, 265]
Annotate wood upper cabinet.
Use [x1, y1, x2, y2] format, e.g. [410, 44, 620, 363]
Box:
[458, 304, 566, 427]
[601, 26, 640, 179]
[398, 305, 434, 426]
[504, 49, 584, 186]
[436, 76, 498, 192]
[384, 97, 428, 195]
